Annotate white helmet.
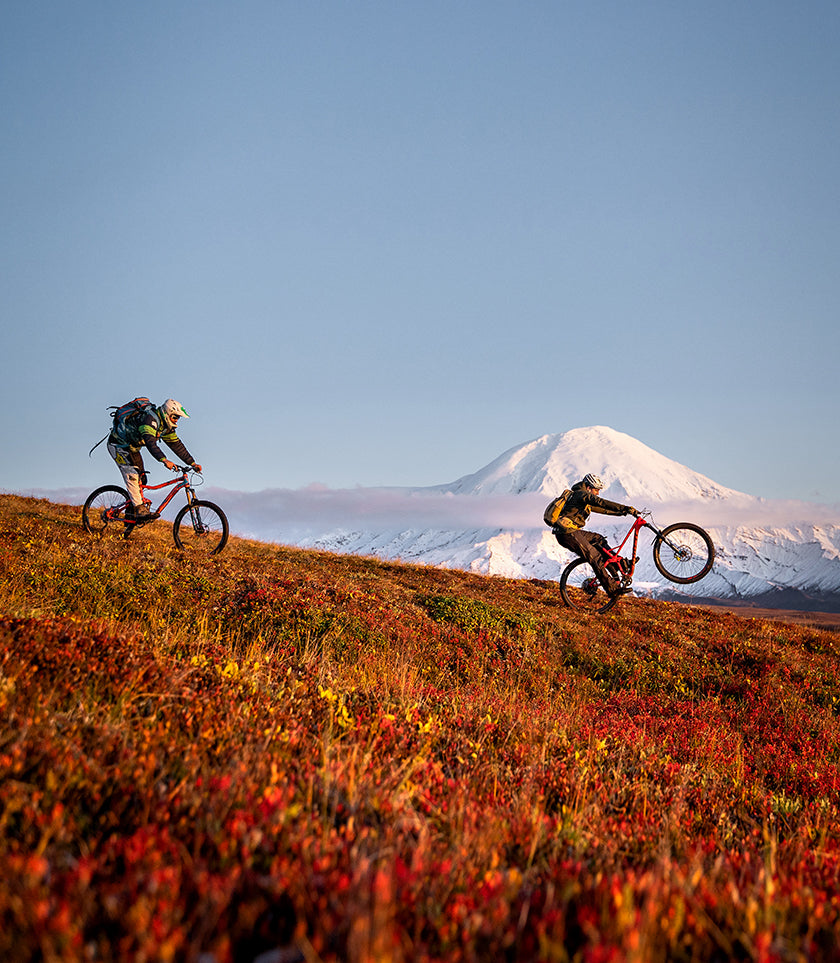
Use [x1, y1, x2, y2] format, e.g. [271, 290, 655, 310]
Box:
[159, 398, 189, 429]
[582, 473, 604, 489]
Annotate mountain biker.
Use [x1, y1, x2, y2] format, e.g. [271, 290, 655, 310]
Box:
[107, 399, 203, 523]
[552, 473, 638, 595]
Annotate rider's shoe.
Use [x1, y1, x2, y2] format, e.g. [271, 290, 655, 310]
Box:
[133, 505, 159, 526]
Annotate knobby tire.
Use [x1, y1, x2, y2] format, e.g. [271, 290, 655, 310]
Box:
[82, 485, 130, 534]
[172, 500, 229, 556]
[653, 522, 715, 584]
[559, 557, 619, 614]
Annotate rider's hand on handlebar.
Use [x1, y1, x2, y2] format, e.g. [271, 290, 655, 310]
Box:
[192, 463, 203, 473]
[163, 459, 176, 471]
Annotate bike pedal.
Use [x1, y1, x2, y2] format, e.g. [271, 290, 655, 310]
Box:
[134, 512, 160, 526]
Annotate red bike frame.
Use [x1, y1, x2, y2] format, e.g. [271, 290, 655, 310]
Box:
[121, 470, 192, 528]
[600, 514, 648, 575]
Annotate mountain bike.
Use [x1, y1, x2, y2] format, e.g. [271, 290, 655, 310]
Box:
[559, 512, 714, 614]
[82, 467, 229, 556]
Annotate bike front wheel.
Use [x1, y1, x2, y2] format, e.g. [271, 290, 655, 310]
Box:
[559, 558, 619, 614]
[173, 500, 229, 556]
[653, 523, 715, 584]
[82, 485, 130, 534]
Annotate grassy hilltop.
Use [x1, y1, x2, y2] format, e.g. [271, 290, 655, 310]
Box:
[1, 493, 839, 962]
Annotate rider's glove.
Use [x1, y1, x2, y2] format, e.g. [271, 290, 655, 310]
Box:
[627, 507, 638, 516]
[192, 463, 203, 473]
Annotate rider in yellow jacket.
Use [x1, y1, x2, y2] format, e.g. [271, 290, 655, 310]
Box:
[552, 473, 637, 595]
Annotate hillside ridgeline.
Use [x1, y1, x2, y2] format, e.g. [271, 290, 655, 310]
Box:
[1, 494, 839, 962]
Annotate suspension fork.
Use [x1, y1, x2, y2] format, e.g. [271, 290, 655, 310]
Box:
[183, 483, 207, 533]
[643, 518, 669, 548]
[640, 517, 692, 563]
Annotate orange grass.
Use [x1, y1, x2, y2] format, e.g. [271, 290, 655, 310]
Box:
[1, 494, 839, 962]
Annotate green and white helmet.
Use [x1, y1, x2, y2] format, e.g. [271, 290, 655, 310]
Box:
[159, 398, 189, 429]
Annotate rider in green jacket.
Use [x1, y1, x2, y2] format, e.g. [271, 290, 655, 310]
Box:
[107, 399, 202, 522]
[552, 473, 637, 595]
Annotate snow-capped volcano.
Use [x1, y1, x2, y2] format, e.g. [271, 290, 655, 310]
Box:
[36, 426, 837, 610]
[432, 426, 747, 503]
[269, 426, 838, 610]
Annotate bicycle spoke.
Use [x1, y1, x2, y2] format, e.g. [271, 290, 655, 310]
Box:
[653, 523, 715, 584]
[173, 500, 229, 556]
[82, 486, 129, 535]
[560, 559, 619, 613]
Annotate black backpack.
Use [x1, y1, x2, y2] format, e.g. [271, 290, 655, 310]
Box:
[110, 397, 154, 434]
[89, 397, 155, 456]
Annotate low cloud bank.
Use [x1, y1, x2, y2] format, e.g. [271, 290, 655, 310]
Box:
[211, 488, 549, 541]
[4, 487, 92, 505]
[8, 484, 838, 545]
[209, 487, 839, 545]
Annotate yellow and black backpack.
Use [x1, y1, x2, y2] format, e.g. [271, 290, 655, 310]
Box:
[543, 489, 572, 527]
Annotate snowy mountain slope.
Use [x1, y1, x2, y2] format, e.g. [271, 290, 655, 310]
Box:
[278, 427, 840, 606]
[304, 517, 840, 606]
[703, 525, 840, 599]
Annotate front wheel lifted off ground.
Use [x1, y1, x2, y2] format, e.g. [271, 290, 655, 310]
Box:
[653, 522, 715, 584]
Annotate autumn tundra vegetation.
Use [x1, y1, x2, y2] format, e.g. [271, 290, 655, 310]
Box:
[1, 493, 838, 962]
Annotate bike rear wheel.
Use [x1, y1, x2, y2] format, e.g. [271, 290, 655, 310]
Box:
[653, 522, 715, 584]
[82, 485, 130, 534]
[173, 500, 229, 556]
[559, 558, 619, 614]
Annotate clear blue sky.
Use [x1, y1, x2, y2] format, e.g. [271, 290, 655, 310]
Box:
[2, 1, 839, 503]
